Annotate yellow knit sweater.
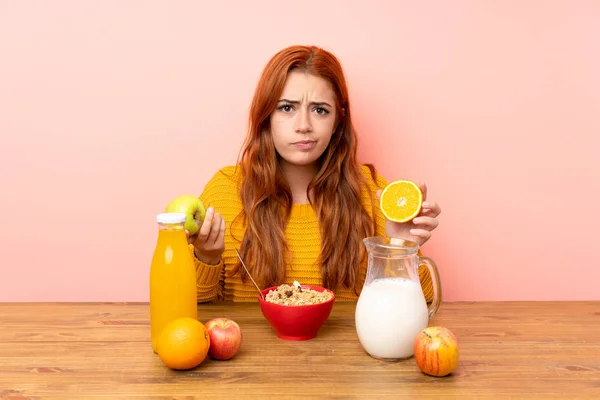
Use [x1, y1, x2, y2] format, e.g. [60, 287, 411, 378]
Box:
[191, 165, 434, 303]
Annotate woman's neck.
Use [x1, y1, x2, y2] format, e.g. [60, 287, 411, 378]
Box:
[279, 161, 319, 204]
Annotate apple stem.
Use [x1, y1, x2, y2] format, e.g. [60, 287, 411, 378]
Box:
[423, 331, 431, 338]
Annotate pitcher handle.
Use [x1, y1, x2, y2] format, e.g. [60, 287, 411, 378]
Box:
[419, 256, 442, 319]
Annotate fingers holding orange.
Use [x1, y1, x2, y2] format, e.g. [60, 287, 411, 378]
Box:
[409, 229, 432, 244]
[417, 181, 427, 202]
[421, 201, 441, 218]
[412, 216, 439, 230]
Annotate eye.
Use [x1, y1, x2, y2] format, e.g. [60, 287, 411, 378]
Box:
[315, 107, 329, 115]
[277, 104, 294, 113]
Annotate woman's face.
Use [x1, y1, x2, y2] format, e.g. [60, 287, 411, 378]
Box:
[269, 70, 337, 170]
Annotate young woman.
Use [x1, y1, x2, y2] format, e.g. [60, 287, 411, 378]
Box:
[187, 45, 441, 303]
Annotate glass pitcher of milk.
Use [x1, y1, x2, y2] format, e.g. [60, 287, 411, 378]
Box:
[355, 236, 442, 361]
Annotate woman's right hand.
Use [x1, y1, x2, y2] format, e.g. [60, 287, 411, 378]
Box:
[185, 207, 226, 265]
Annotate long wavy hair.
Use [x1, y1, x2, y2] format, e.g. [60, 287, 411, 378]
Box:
[231, 45, 378, 294]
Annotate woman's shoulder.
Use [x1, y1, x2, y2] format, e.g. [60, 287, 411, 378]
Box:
[200, 165, 243, 216]
[359, 164, 388, 190]
[205, 165, 242, 185]
[200, 165, 242, 199]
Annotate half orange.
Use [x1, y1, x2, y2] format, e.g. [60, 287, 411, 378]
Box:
[380, 180, 423, 223]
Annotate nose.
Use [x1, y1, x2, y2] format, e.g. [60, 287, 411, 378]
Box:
[294, 108, 313, 133]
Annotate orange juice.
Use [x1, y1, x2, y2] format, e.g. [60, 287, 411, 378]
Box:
[149, 213, 198, 352]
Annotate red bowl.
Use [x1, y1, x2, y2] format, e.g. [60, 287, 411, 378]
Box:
[258, 285, 336, 341]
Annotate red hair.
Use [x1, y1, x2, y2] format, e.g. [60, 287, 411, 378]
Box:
[231, 45, 378, 293]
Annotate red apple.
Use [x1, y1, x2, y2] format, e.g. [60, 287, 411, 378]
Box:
[204, 318, 243, 360]
[413, 326, 459, 377]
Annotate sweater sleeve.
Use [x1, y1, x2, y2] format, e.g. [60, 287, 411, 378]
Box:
[190, 244, 223, 303]
[370, 169, 389, 238]
[190, 168, 233, 303]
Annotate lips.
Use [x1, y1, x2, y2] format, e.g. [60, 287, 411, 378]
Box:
[293, 140, 315, 145]
[292, 140, 316, 150]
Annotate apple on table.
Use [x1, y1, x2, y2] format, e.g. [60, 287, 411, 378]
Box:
[205, 318, 243, 361]
[413, 326, 459, 377]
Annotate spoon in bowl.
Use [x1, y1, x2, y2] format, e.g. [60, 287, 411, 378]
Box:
[234, 248, 265, 300]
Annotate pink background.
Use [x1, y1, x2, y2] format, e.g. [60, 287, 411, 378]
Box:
[1, 1, 599, 302]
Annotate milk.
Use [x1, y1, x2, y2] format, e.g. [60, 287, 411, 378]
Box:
[355, 278, 429, 360]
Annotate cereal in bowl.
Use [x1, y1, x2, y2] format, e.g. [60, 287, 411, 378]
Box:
[265, 281, 333, 306]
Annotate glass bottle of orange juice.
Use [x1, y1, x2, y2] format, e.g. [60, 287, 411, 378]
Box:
[149, 212, 197, 352]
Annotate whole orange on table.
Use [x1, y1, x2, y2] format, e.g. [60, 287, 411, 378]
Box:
[156, 317, 210, 370]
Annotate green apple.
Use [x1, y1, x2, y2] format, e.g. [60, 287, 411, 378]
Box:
[165, 195, 206, 236]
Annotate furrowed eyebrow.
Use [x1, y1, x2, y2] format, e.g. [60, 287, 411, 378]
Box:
[278, 99, 332, 107]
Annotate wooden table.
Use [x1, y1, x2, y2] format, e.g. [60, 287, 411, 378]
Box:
[1, 301, 599, 399]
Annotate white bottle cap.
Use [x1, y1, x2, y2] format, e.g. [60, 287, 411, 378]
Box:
[156, 212, 187, 224]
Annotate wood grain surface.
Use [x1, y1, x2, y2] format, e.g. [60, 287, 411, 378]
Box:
[1, 301, 599, 399]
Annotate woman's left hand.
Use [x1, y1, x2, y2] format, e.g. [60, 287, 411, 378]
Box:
[377, 182, 442, 246]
